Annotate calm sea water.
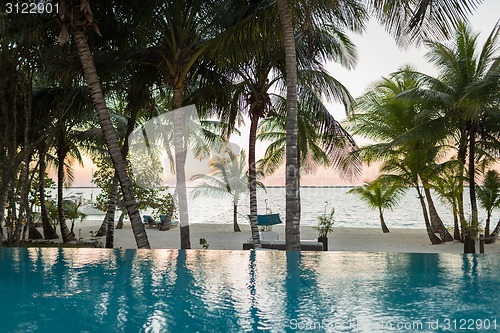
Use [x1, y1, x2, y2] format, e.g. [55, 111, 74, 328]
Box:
[62, 187, 482, 230]
[0, 248, 498, 333]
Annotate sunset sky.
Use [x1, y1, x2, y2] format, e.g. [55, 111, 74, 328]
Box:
[70, 0, 500, 187]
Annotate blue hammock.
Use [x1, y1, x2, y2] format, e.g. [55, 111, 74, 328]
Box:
[247, 213, 283, 226]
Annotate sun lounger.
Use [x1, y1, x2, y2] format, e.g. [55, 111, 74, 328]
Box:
[143, 215, 161, 228]
[159, 214, 179, 228]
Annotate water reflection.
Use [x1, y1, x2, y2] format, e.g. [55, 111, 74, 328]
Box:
[0, 249, 498, 333]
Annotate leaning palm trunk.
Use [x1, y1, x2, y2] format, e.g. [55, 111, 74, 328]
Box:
[423, 187, 453, 241]
[248, 115, 261, 248]
[378, 207, 390, 233]
[417, 188, 442, 244]
[97, 107, 138, 237]
[71, 27, 150, 249]
[487, 219, 499, 243]
[277, 0, 300, 251]
[173, 89, 191, 249]
[95, 173, 120, 237]
[484, 212, 492, 239]
[233, 196, 241, 232]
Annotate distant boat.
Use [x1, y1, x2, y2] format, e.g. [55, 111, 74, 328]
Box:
[79, 203, 106, 216]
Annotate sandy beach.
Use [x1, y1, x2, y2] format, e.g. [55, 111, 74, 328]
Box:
[57, 219, 500, 254]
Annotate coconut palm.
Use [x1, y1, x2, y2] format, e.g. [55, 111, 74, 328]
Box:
[191, 149, 266, 232]
[348, 178, 405, 233]
[350, 68, 453, 242]
[431, 162, 465, 240]
[215, 0, 364, 249]
[128, 0, 236, 249]
[56, 0, 150, 249]
[258, 88, 360, 179]
[275, 0, 483, 249]
[64, 202, 88, 238]
[404, 22, 500, 238]
[477, 170, 500, 239]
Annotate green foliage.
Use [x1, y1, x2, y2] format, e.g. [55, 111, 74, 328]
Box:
[348, 178, 405, 211]
[477, 170, 500, 214]
[92, 156, 174, 218]
[199, 238, 209, 249]
[64, 202, 87, 223]
[191, 149, 266, 203]
[29, 172, 56, 208]
[313, 208, 335, 238]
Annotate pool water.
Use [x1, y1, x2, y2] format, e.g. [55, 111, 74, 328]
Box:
[0, 249, 498, 332]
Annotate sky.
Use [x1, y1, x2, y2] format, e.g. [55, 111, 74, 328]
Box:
[70, 1, 500, 187]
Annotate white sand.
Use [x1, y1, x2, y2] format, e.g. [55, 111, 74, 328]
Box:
[61, 219, 500, 254]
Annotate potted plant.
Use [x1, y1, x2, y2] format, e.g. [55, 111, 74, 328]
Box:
[314, 208, 335, 251]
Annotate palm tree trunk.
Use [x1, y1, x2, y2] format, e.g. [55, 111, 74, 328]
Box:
[248, 115, 261, 248]
[72, 28, 150, 249]
[38, 144, 58, 239]
[277, 0, 301, 251]
[487, 219, 499, 243]
[172, 88, 191, 249]
[233, 196, 241, 232]
[452, 203, 461, 241]
[457, 134, 467, 237]
[468, 129, 479, 237]
[484, 211, 491, 239]
[98, 104, 138, 237]
[417, 188, 442, 244]
[378, 207, 390, 233]
[105, 174, 120, 248]
[57, 148, 74, 243]
[95, 174, 119, 237]
[423, 187, 453, 241]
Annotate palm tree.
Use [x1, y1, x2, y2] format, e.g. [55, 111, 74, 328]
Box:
[64, 202, 87, 237]
[381, 152, 443, 244]
[348, 178, 405, 233]
[258, 89, 360, 179]
[56, 0, 150, 249]
[215, 0, 364, 249]
[406, 22, 500, 238]
[477, 170, 500, 239]
[129, 0, 236, 249]
[350, 68, 452, 243]
[276, 0, 483, 249]
[431, 162, 464, 240]
[191, 149, 266, 232]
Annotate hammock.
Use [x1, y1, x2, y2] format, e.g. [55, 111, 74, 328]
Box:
[247, 213, 282, 226]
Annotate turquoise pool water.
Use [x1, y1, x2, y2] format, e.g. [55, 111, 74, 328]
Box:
[0, 249, 498, 332]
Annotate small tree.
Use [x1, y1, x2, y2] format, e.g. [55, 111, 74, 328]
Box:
[191, 149, 266, 232]
[348, 178, 405, 233]
[65, 202, 87, 238]
[477, 170, 500, 239]
[93, 156, 171, 231]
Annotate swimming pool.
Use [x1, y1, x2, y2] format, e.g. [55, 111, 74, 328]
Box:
[0, 249, 498, 332]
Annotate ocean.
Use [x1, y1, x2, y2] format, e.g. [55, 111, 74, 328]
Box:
[59, 186, 484, 230]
